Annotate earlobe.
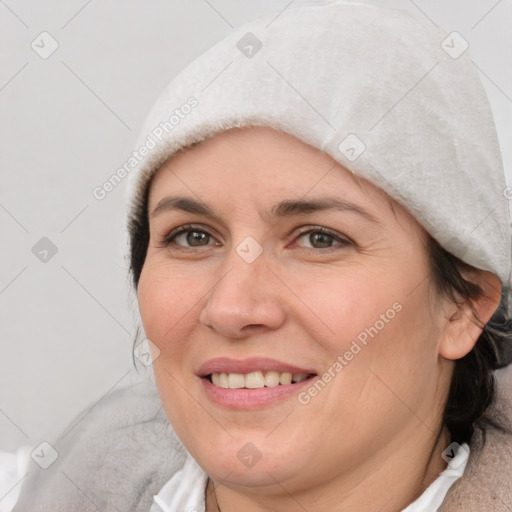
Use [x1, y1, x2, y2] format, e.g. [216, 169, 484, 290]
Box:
[439, 270, 502, 361]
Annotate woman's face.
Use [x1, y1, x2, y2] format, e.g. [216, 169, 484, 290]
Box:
[138, 126, 452, 495]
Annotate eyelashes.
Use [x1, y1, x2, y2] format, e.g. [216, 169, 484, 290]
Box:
[289, 226, 352, 250]
[155, 223, 352, 252]
[156, 224, 219, 249]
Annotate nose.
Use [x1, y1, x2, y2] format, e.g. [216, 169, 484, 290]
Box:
[199, 250, 286, 339]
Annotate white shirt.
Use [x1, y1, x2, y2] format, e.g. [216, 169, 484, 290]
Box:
[151, 443, 470, 512]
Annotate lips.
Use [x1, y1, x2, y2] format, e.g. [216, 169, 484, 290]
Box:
[197, 357, 317, 392]
[196, 357, 318, 408]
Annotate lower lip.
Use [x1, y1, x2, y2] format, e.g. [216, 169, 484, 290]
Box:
[200, 376, 315, 409]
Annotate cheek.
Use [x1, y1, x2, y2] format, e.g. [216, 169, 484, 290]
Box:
[137, 261, 203, 352]
[285, 261, 439, 381]
[280, 266, 398, 345]
[137, 264, 208, 434]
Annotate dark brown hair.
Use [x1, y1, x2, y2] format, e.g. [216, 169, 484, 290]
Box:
[129, 185, 512, 445]
[428, 237, 512, 443]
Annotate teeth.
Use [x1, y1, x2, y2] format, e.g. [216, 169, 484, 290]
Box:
[245, 371, 265, 389]
[210, 371, 311, 389]
[279, 372, 293, 385]
[211, 373, 221, 387]
[228, 373, 245, 389]
[212, 372, 229, 388]
[219, 372, 229, 388]
[264, 370, 280, 387]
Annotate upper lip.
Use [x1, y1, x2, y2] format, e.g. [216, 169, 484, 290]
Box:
[197, 357, 317, 377]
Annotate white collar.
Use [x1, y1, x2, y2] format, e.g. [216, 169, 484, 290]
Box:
[151, 452, 208, 512]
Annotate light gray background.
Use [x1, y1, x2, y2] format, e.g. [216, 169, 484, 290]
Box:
[1, 0, 511, 453]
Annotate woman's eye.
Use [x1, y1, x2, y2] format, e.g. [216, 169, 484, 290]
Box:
[294, 229, 350, 249]
[162, 226, 217, 248]
[159, 225, 348, 251]
[175, 230, 212, 247]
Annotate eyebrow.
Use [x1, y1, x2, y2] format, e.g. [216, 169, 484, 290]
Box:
[150, 196, 380, 224]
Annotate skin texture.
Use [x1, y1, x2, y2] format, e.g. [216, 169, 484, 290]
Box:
[137, 126, 501, 512]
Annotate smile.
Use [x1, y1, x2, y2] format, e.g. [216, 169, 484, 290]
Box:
[198, 357, 318, 409]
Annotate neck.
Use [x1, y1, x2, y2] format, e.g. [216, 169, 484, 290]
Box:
[206, 426, 451, 512]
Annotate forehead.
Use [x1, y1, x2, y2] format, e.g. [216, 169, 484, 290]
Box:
[149, 127, 380, 202]
[145, 126, 428, 248]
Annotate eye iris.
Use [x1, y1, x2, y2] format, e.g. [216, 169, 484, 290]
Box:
[187, 231, 209, 246]
[310, 232, 333, 248]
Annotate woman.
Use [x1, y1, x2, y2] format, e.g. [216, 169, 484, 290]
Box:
[11, 1, 512, 511]
[135, 124, 508, 512]
[124, 1, 512, 510]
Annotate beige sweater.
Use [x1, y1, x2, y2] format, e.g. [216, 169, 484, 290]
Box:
[13, 368, 512, 512]
[440, 366, 512, 511]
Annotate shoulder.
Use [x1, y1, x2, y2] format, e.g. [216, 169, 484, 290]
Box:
[13, 380, 186, 512]
[440, 367, 512, 511]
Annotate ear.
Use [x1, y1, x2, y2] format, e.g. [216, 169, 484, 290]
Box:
[439, 270, 502, 361]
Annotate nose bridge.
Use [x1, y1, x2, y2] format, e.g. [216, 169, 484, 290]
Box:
[209, 241, 268, 311]
[199, 239, 285, 336]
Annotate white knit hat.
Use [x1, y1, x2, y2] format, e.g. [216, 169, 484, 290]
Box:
[125, 0, 511, 312]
